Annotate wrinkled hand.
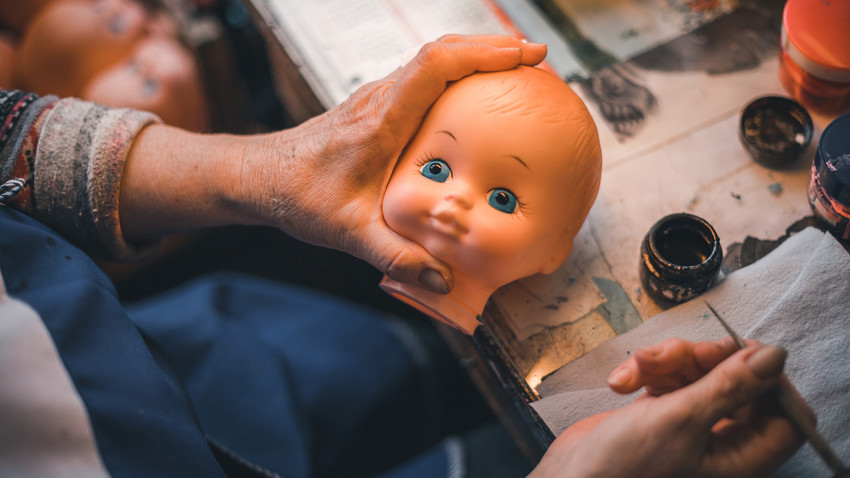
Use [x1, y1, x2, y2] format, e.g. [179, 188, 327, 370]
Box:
[242, 34, 546, 293]
[529, 340, 810, 478]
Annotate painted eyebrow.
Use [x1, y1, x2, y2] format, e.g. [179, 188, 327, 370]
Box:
[437, 130, 457, 142]
[506, 155, 530, 170]
[437, 130, 529, 170]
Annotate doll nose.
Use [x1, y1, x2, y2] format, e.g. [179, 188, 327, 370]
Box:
[442, 188, 473, 210]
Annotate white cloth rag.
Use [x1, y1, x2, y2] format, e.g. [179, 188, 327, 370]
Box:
[531, 227, 850, 477]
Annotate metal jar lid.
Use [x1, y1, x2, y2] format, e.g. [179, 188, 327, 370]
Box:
[739, 96, 813, 167]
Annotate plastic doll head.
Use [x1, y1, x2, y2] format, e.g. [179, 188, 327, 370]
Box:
[0, 0, 56, 34]
[380, 66, 602, 333]
[14, 0, 149, 97]
[81, 36, 210, 131]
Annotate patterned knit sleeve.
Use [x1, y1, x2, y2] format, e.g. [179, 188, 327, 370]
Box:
[0, 90, 54, 209]
[0, 89, 163, 261]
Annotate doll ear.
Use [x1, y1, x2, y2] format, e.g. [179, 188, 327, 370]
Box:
[538, 240, 573, 275]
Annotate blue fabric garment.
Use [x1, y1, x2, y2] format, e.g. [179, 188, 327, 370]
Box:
[126, 273, 443, 478]
[0, 207, 453, 478]
[0, 207, 225, 476]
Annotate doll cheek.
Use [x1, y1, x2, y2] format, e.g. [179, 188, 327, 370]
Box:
[382, 186, 425, 233]
[472, 220, 535, 258]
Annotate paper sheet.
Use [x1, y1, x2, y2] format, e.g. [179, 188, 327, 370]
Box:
[262, 0, 524, 107]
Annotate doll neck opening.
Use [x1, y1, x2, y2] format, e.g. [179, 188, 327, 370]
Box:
[379, 275, 485, 334]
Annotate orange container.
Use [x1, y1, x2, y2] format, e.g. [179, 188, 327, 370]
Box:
[780, 0, 850, 114]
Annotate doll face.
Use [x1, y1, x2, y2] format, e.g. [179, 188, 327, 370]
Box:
[383, 68, 600, 290]
[35, 0, 149, 55]
[82, 36, 209, 131]
[16, 0, 150, 96]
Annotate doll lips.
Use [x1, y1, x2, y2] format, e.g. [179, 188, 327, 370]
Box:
[428, 210, 468, 237]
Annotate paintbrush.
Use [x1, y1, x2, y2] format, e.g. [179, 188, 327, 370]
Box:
[704, 302, 849, 477]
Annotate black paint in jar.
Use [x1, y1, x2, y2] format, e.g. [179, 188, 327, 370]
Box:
[639, 213, 723, 304]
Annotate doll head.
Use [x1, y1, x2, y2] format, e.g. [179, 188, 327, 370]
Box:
[10, 0, 209, 131]
[0, 0, 61, 34]
[15, 0, 149, 97]
[0, 34, 13, 88]
[380, 65, 602, 333]
[81, 35, 210, 131]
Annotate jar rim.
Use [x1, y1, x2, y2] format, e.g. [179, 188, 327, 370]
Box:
[646, 213, 722, 271]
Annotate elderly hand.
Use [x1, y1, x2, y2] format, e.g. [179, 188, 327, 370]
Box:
[241, 35, 547, 293]
[529, 340, 810, 478]
[120, 35, 545, 292]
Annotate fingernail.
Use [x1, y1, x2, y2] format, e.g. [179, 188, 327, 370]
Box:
[420, 269, 449, 294]
[607, 367, 631, 388]
[745, 346, 787, 379]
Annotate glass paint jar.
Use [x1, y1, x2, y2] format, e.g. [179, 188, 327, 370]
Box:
[639, 213, 723, 304]
[808, 113, 850, 242]
[779, 0, 850, 115]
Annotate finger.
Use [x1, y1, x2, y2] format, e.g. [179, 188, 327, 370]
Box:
[692, 338, 742, 373]
[635, 338, 741, 375]
[642, 338, 737, 395]
[707, 412, 803, 478]
[607, 357, 640, 392]
[608, 361, 689, 396]
[634, 338, 695, 374]
[388, 39, 545, 127]
[675, 345, 787, 429]
[739, 415, 805, 476]
[608, 338, 696, 394]
[435, 34, 547, 65]
[611, 339, 750, 395]
[361, 220, 454, 294]
[709, 394, 807, 477]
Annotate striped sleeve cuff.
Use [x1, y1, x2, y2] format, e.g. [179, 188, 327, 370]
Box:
[34, 98, 163, 261]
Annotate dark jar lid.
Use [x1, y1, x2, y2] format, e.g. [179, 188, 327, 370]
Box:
[739, 96, 813, 168]
[639, 213, 723, 304]
[814, 113, 850, 207]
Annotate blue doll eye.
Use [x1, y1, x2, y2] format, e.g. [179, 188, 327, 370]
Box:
[488, 188, 518, 213]
[420, 159, 451, 183]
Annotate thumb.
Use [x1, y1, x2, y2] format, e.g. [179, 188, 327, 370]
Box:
[675, 345, 786, 428]
[363, 221, 454, 294]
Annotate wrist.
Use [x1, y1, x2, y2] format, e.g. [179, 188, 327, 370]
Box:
[202, 130, 266, 227]
[120, 124, 259, 240]
[238, 116, 329, 233]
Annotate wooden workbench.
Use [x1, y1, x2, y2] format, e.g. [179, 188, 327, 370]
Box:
[242, 0, 848, 462]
